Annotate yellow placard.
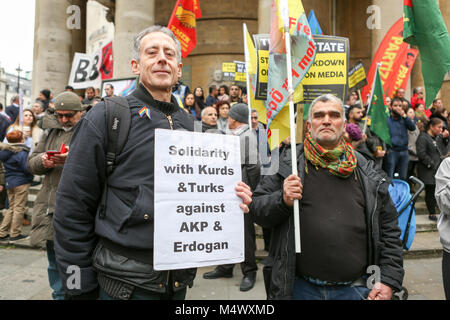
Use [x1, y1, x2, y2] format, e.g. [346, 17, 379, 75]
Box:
[302, 52, 347, 85]
[222, 62, 236, 73]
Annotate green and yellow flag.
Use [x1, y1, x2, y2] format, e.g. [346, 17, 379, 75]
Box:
[403, 0, 450, 108]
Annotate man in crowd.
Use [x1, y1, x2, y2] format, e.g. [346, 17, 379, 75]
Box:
[385, 97, 416, 180]
[411, 87, 425, 109]
[81, 87, 96, 105]
[104, 84, 115, 97]
[28, 91, 83, 300]
[65, 86, 75, 92]
[53, 25, 252, 300]
[394, 88, 411, 108]
[203, 103, 260, 292]
[229, 85, 241, 105]
[249, 94, 404, 300]
[200, 106, 219, 133]
[205, 85, 219, 106]
[6, 95, 20, 123]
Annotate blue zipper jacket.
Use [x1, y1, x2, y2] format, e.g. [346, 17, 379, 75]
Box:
[0, 142, 33, 189]
[387, 115, 416, 151]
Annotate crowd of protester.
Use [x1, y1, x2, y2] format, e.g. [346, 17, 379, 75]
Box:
[0, 69, 448, 299]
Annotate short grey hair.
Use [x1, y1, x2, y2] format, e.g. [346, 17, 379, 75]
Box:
[307, 94, 346, 123]
[133, 25, 182, 63]
[201, 106, 217, 118]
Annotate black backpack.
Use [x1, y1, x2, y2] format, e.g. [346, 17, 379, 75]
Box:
[98, 96, 132, 218]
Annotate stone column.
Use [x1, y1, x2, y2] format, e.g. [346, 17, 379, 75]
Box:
[31, 0, 74, 99]
[258, 0, 271, 34]
[113, 0, 155, 78]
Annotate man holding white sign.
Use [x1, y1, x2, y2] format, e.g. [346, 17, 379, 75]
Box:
[53, 25, 252, 300]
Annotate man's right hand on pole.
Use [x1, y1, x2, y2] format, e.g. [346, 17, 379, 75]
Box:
[283, 174, 303, 207]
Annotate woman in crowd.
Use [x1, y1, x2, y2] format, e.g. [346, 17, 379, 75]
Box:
[215, 100, 231, 133]
[415, 103, 427, 119]
[0, 130, 34, 242]
[4, 108, 44, 155]
[183, 92, 201, 120]
[416, 117, 448, 221]
[218, 85, 230, 101]
[407, 107, 420, 179]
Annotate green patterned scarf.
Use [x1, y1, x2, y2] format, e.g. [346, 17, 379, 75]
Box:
[303, 132, 357, 178]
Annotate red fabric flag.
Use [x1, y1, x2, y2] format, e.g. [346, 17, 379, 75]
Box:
[100, 41, 113, 80]
[361, 18, 408, 103]
[167, 0, 202, 58]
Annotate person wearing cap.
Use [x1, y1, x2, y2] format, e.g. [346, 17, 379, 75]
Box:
[27, 91, 83, 300]
[203, 103, 261, 292]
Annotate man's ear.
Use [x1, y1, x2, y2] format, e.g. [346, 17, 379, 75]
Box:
[177, 62, 183, 79]
[306, 121, 311, 133]
[131, 59, 140, 76]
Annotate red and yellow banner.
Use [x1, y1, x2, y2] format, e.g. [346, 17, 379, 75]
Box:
[167, 0, 202, 58]
[361, 18, 410, 103]
[385, 48, 418, 99]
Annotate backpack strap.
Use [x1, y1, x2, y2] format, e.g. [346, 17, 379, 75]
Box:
[98, 96, 132, 218]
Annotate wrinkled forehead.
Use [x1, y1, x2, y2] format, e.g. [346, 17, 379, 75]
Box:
[140, 31, 177, 52]
[311, 101, 344, 117]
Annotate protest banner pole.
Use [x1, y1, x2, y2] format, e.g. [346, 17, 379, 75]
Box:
[243, 23, 252, 126]
[363, 63, 381, 133]
[283, 10, 301, 254]
[18, 92, 23, 126]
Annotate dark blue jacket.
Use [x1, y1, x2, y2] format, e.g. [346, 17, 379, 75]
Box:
[0, 114, 11, 142]
[54, 84, 196, 296]
[0, 143, 33, 189]
[5, 105, 19, 124]
[205, 95, 218, 106]
[387, 115, 416, 151]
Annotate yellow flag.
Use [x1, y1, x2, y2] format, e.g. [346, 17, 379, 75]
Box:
[245, 29, 257, 75]
[276, 0, 306, 34]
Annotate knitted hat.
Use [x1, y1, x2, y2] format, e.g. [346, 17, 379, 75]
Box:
[228, 103, 249, 124]
[345, 123, 363, 141]
[54, 92, 83, 111]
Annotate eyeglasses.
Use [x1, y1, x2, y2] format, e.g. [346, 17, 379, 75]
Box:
[251, 116, 258, 120]
[55, 111, 78, 119]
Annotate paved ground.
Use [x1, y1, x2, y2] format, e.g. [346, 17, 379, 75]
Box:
[0, 246, 446, 300]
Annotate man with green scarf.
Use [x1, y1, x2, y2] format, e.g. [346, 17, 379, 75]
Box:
[249, 94, 404, 300]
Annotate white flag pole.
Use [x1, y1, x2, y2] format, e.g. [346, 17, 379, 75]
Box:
[243, 23, 252, 127]
[282, 1, 301, 253]
[363, 62, 382, 133]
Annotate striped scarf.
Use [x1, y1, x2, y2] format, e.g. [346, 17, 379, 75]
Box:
[303, 132, 357, 178]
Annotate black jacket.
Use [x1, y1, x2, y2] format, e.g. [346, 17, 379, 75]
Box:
[250, 144, 404, 299]
[53, 84, 196, 297]
[416, 132, 448, 185]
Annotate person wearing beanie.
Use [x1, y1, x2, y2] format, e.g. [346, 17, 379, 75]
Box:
[27, 91, 83, 300]
[203, 102, 261, 292]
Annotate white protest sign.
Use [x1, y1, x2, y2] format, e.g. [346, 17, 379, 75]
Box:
[154, 129, 244, 270]
[68, 52, 102, 89]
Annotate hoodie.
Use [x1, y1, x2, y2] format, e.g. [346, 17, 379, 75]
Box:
[435, 157, 450, 253]
[0, 142, 33, 189]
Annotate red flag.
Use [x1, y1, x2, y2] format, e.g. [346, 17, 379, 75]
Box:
[100, 41, 113, 80]
[167, 0, 202, 58]
[385, 48, 418, 99]
[361, 18, 409, 103]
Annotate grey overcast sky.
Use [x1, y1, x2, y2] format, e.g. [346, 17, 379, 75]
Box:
[0, 0, 35, 74]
